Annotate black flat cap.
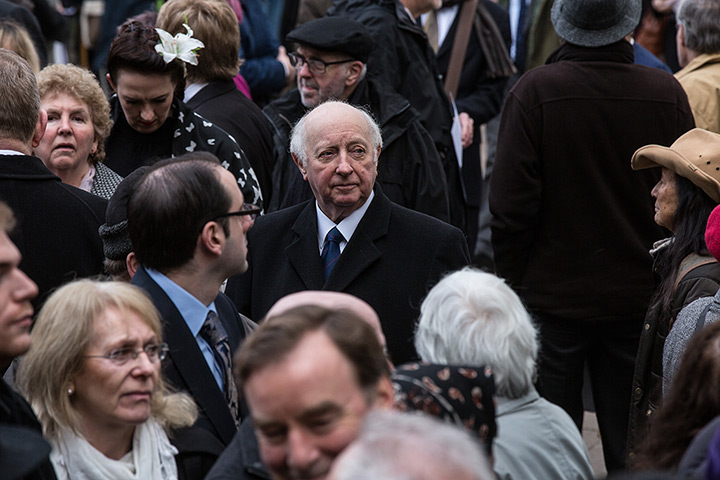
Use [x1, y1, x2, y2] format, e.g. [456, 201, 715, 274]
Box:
[286, 17, 373, 63]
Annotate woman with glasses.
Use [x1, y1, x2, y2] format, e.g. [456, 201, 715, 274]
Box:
[17, 279, 197, 480]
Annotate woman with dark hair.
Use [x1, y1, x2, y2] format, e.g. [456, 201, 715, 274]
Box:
[103, 20, 262, 207]
[633, 319, 720, 471]
[627, 128, 720, 461]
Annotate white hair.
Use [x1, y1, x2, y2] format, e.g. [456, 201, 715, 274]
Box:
[415, 268, 538, 398]
[289, 100, 382, 167]
[329, 411, 493, 480]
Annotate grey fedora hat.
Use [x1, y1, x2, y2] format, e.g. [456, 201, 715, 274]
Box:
[551, 0, 642, 47]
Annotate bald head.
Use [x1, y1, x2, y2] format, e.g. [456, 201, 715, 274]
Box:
[267, 291, 386, 348]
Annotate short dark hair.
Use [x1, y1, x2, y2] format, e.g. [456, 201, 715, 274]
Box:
[107, 21, 185, 94]
[235, 306, 390, 397]
[127, 154, 232, 272]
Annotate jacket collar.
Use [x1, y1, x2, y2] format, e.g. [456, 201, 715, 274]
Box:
[675, 52, 720, 80]
[0, 154, 59, 180]
[546, 40, 634, 65]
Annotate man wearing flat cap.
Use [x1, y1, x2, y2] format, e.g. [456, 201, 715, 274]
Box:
[489, 0, 694, 471]
[262, 16, 450, 224]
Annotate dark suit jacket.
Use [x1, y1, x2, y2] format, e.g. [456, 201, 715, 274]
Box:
[185, 80, 275, 205]
[132, 267, 247, 463]
[0, 154, 105, 308]
[226, 188, 470, 364]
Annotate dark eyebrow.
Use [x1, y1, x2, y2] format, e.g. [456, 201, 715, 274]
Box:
[297, 401, 342, 421]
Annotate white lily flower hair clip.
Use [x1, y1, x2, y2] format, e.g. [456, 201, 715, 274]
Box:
[155, 23, 205, 66]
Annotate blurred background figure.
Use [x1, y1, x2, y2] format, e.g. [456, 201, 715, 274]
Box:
[0, 19, 40, 73]
[328, 410, 495, 480]
[673, 0, 720, 134]
[34, 63, 120, 199]
[664, 203, 720, 396]
[415, 268, 593, 480]
[632, 321, 720, 472]
[18, 280, 198, 479]
[156, 0, 275, 205]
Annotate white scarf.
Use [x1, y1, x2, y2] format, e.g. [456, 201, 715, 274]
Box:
[50, 419, 178, 480]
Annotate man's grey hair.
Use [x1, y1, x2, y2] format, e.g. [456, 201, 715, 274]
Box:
[329, 411, 494, 480]
[0, 48, 40, 144]
[415, 268, 538, 399]
[289, 100, 382, 167]
[677, 0, 720, 54]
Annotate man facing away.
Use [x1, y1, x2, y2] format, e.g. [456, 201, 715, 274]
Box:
[0, 48, 106, 309]
[489, 0, 694, 470]
[127, 154, 257, 476]
[674, 0, 720, 133]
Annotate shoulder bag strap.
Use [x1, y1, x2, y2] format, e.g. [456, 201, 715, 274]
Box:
[444, 0, 478, 99]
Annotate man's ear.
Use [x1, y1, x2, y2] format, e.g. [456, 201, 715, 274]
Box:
[31, 109, 47, 149]
[106, 73, 117, 92]
[373, 376, 395, 410]
[677, 23, 686, 48]
[126, 252, 139, 279]
[345, 61, 364, 87]
[199, 220, 224, 257]
[292, 153, 308, 180]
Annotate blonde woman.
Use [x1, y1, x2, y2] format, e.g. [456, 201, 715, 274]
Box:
[18, 280, 197, 479]
[0, 20, 40, 73]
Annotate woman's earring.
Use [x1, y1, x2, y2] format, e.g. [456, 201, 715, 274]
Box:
[67, 387, 74, 396]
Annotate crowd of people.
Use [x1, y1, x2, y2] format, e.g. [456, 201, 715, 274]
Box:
[3, 0, 720, 479]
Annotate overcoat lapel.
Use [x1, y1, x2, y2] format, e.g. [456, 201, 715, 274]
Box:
[286, 202, 325, 290]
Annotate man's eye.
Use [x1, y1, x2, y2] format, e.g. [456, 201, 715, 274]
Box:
[260, 429, 287, 444]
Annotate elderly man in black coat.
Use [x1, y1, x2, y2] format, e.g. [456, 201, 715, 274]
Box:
[0, 49, 105, 309]
[226, 101, 470, 364]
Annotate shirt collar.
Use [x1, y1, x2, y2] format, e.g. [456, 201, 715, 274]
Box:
[145, 268, 216, 336]
[316, 190, 375, 254]
[183, 82, 209, 103]
[0, 149, 25, 156]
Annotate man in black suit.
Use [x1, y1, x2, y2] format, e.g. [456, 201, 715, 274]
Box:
[0, 49, 105, 309]
[226, 101, 470, 364]
[127, 154, 256, 476]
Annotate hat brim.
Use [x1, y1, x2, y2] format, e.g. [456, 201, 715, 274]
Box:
[551, 0, 641, 47]
[632, 144, 720, 203]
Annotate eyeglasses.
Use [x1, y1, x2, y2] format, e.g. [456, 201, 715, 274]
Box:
[288, 52, 355, 75]
[85, 343, 169, 365]
[214, 203, 262, 222]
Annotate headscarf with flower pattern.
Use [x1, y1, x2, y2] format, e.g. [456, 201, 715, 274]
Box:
[392, 362, 497, 455]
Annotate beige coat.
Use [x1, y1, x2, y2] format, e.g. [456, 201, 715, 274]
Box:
[676, 53, 720, 134]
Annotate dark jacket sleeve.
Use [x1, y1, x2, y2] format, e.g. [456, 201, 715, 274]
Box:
[489, 90, 542, 286]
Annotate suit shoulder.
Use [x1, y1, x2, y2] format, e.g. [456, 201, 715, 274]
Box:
[389, 202, 464, 239]
[249, 202, 310, 235]
[57, 182, 107, 222]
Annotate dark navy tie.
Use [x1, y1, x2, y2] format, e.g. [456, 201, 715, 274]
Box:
[321, 227, 344, 282]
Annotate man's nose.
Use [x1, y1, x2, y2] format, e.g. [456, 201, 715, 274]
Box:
[286, 429, 321, 473]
